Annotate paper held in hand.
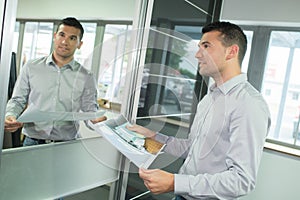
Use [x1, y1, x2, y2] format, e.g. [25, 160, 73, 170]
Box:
[17, 105, 106, 123]
[89, 115, 165, 169]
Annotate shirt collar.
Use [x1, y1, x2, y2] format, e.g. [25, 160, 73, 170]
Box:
[46, 53, 76, 70]
[209, 73, 248, 95]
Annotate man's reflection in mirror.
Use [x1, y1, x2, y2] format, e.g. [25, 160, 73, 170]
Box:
[4, 17, 106, 146]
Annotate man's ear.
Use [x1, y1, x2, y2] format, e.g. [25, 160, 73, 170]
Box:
[53, 32, 57, 42]
[77, 41, 83, 49]
[226, 44, 239, 61]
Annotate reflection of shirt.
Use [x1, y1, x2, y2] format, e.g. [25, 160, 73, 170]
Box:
[6, 54, 98, 141]
[156, 74, 271, 199]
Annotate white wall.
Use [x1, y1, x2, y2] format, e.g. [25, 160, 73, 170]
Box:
[239, 151, 300, 200]
[221, 0, 300, 26]
[16, 0, 136, 20]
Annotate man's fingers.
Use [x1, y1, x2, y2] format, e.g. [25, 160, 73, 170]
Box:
[91, 116, 107, 124]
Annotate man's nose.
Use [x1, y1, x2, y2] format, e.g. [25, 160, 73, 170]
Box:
[61, 38, 69, 44]
[195, 48, 203, 58]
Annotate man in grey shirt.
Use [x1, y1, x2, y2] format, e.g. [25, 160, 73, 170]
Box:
[127, 21, 271, 199]
[5, 17, 106, 145]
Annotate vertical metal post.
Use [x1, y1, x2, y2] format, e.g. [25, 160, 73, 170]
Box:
[112, 0, 154, 200]
[274, 47, 295, 138]
[121, 0, 154, 122]
[0, 0, 18, 163]
[91, 21, 105, 77]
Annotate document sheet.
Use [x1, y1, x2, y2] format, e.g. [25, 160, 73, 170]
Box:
[89, 115, 165, 169]
[17, 105, 106, 123]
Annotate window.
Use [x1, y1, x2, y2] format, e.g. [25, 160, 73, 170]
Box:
[261, 30, 300, 147]
[21, 22, 53, 65]
[74, 22, 97, 70]
[97, 24, 132, 103]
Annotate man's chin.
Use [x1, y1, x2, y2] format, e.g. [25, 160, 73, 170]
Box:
[56, 51, 72, 58]
[57, 49, 69, 54]
[199, 69, 211, 77]
[199, 67, 205, 75]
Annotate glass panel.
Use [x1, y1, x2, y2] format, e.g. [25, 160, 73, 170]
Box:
[74, 22, 97, 70]
[174, 25, 202, 39]
[262, 31, 300, 146]
[137, 27, 199, 123]
[151, 0, 213, 24]
[241, 30, 253, 73]
[97, 24, 132, 103]
[21, 22, 53, 65]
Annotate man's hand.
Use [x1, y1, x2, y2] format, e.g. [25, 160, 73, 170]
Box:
[126, 124, 157, 139]
[90, 116, 107, 124]
[5, 116, 23, 132]
[139, 168, 174, 194]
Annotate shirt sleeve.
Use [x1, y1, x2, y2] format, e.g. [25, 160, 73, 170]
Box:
[6, 63, 30, 118]
[81, 72, 100, 130]
[80, 72, 99, 112]
[174, 97, 271, 199]
[155, 133, 191, 159]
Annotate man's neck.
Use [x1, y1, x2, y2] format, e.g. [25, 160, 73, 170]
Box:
[214, 67, 241, 86]
[52, 52, 73, 68]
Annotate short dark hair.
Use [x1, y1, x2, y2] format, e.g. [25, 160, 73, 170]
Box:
[202, 21, 247, 65]
[57, 17, 84, 40]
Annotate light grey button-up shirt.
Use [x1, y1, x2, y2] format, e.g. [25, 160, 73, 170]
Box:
[6, 54, 98, 141]
[156, 74, 271, 199]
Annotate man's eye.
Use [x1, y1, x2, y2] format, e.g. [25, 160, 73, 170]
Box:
[70, 36, 77, 41]
[59, 32, 64, 37]
[203, 44, 209, 48]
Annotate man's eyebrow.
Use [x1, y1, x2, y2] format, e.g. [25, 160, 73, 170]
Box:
[198, 41, 210, 47]
[60, 33, 79, 39]
[201, 41, 210, 45]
